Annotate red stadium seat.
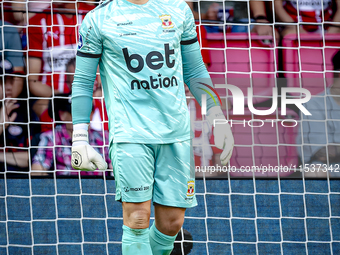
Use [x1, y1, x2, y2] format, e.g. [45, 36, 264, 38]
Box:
[206, 33, 277, 103]
[282, 33, 340, 95]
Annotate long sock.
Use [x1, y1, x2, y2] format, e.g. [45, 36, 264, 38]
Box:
[122, 225, 152, 255]
[149, 222, 177, 255]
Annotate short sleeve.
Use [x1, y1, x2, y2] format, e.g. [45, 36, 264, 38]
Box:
[77, 13, 102, 58]
[181, 4, 198, 45]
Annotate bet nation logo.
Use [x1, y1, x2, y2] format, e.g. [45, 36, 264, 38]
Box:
[159, 14, 174, 29]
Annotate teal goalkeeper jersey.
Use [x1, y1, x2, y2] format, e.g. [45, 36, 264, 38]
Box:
[77, 0, 198, 144]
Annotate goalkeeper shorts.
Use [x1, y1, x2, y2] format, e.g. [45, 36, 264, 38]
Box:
[110, 140, 197, 208]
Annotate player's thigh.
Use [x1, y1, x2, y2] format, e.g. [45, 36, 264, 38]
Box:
[153, 140, 197, 208]
[123, 200, 152, 229]
[111, 143, 154, 203]
[154, 204, 186, 236]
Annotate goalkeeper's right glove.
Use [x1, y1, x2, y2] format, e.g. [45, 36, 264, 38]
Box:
[206, 106, 234, 165]
[71, 124, 108, 171]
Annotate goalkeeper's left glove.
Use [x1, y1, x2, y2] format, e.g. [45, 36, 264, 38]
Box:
[206, 106, 234, 165]
[71, 124, 108, 171]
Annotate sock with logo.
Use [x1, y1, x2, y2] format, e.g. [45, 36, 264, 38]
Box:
[122, 225, 152, 255]
[149, 222, 177, 255]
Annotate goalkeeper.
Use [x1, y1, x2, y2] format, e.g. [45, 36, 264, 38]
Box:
[71, 0, 234, 254]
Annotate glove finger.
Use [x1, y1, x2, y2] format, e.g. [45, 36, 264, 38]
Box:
[214, 129, 224, 149]
[88, 162, 97, 171]
[86, 146, 107, 171]
[220, 139, 234, 165]
[94, 160, 108, 171]
[214, 125, 233, 150]
[221, 150, 232, 165]
[221, 150, 232, 166]
[90, 149, 108, 170]
[215, 139, 224, 150]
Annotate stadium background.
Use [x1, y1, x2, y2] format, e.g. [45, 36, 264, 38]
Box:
[0, 0, 340, 254]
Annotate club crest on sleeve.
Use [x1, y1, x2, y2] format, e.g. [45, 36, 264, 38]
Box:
[159, 14, 174, 29]
[78, 34, 83, 50]
[186, 180, 195, 197]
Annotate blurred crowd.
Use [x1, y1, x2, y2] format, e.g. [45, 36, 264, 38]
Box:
[0, 0, 340, 178]
[189, 0, 340, 35]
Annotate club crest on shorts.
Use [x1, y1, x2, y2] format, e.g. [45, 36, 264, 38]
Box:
[159, 14, 174, 29]
[187, 180, 195, 197]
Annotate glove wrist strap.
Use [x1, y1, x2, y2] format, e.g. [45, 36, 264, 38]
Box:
[73, 123, 88, 131]
[206, 106, 226, 126]
[72, 129, 89, 143]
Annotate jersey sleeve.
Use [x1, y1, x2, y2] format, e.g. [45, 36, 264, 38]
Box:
[72, 12, 102, 125]
[77, 12, 102, 58]
[181, 3, 198, 45]
[181, 42, 221, 110]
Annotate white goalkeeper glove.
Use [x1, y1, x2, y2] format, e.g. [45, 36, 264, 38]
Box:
[206, 106, 234, 165]
[71, 124, 108, 171]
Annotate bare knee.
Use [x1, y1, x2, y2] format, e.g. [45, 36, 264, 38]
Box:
[129, 209, 150, 229]
[155, 205, 186, 236]
[123, 201, 151, 229]
[168, 218, 184, 236]
[156, 215, 185, 236]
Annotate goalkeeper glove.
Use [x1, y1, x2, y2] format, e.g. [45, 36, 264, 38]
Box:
[206, 106, 234, 165]
[71, 124, 108, 171]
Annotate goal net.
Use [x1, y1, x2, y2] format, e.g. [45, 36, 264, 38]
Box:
[0, 0, 340, 254]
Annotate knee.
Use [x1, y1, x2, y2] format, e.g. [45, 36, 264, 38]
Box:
[126, 208, 150, 229]
[159, 217, 184, 236]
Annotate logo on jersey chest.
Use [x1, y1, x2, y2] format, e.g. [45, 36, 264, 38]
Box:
[122, 43, 178, 91]
[159, 14, 174, 29]
[123, 43, 175, 73]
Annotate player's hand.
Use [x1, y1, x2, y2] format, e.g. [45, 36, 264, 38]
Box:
[71, 124, 107, 171]
[206, 106, 234, 165]
[213, 121, 234, 165]
[0, 100, 19, 128]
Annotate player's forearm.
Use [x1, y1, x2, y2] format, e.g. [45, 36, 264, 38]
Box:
[332, 0, 340, 23]
[28, 78, 53, 97]
[72, 55, 99, 125]
[274, 0, 294, 23]
[28, 58, 53, 97]
[0, 151, 29, 168]
[181, 42, 220, 110]
[250, 1, 267, 18]
[31, 163, 49, 176]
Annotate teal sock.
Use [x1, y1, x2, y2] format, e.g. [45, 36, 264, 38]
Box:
[149, 222, 177, 255]
[122, 225, 152, 255]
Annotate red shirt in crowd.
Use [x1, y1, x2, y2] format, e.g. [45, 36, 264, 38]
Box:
[28, 3, 95, 93]
[284, 0, 334, 31]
